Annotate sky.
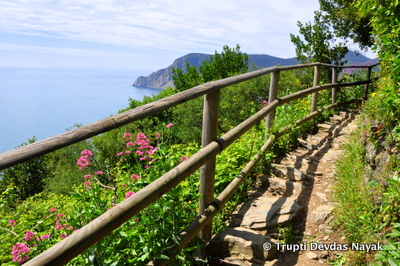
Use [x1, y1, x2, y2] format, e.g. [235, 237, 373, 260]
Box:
[0, 0, 374, 72]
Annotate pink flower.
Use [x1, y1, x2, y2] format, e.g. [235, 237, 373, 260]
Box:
[155, 132, 161, 138]
[130, 174, 141, 180]
[126, 141, 136, 147]
[40, 234, 50, 240]
[125, 151, 131, 154]
[61, 233, 68, 239]
[57, 213, 63, 218]
[125, 191, 135, 199]
[139, 157, 147, 161]
[80, 150, 93, 157]
[116, 152, 123, 156]
[123, 132, 132, 140]
[77, 156, 90, 169]
[23, 231, 35, 241]
[262, 100, 268, 106]
[83, 174, 92, 180]
[120, 184, 127, 187]
[144, 165, 152, 169]
[180, 156, 188, 162]
[136, 150, 144, 156]
[166, 123, 173, 128]
[8, 220, 16, 226]
[49, 207, 58, 212]
[11, 243, 30, 264]
[94, 171, 103, 175]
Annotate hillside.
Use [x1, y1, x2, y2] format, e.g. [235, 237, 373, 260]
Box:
[133, 51, 378, 89]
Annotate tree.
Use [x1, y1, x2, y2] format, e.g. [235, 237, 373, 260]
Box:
[319, 0, 374, 49]
[290, 10, 349, 66]
[172, 44, 249, 91]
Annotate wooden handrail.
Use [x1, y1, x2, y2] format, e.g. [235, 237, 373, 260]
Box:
[4, 61, 378, 265]
[0, 62, 378, 170]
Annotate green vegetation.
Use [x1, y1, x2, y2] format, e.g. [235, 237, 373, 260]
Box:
[0, 32, 383, 266]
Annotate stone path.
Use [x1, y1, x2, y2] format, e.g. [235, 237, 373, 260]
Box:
[207, 111, 358, 265]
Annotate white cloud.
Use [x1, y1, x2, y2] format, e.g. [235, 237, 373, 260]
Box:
[0, 0, 321, 69]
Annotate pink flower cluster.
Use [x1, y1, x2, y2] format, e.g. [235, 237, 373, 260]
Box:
[11, 243, 30, 264]
[117, 132, 159, 165]
[125, 191, 135, 199]
[55, 218, 73, 230]
[76, 149, 94, 170]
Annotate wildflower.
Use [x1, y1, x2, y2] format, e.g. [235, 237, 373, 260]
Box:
[125, 150, 131, 154]
[155, 132, 161, 138]
[262, 100, 268, 106]
[80, 150, 93, 157]
[77, 156, 90, 170]
[136, 150, 144, 156]
[121, 184, 127, 188]
[11, 243, 30, 264]
[139, 157, 147, 161]
[180, 156, 188, 162]
[144, 165, 152, 169]
[94, 171, 103, 175]
[166, 123, 173, 128]
[8, 220, 16, 227]
[61, 233, 68, 239]
[130, 174, 141, 180]
[123, 132, 132, 140]
[83, 174, 92, 180]
[57, 213, 63, 218]
[126, 141, 136, 147]
[49, 207, 58, 212]
[40, 234, 50, 240]
[116, 152, 124, 156]
[125, 191, 135, 199]
[23, 231, 35, 241]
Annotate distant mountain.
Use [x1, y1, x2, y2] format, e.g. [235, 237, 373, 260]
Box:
[133, 51, 377, 89]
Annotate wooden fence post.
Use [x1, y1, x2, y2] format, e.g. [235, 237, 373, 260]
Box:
[198, 89, 220, 257]
[364, 66, 372, 98]
[311, 64, 321, 112]
[331, 67, 338, 104]
[266, 70, 280, 134]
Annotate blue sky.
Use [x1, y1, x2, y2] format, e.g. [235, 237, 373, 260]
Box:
[0, 0, 374, 71]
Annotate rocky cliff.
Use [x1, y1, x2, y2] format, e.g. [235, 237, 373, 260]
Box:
[133, 53, 209, 89]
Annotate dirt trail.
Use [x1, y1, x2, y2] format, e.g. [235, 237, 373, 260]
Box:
[208, 111, 359, 265]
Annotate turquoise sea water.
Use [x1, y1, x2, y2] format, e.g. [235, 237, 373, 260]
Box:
[0, 67, 161, 153]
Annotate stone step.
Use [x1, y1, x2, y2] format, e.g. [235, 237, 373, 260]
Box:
[207, 227, 277, 265]
[231, 195, 303, 230]
[270, 163, 314, 181]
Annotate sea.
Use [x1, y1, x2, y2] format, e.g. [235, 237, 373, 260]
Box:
[0, 67, 162, 154]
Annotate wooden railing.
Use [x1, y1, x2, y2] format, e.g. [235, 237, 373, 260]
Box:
[0, 62, 379, 265]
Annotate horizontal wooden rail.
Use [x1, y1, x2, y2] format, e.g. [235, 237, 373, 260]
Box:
[0, 63, 378, 171]
[23, 78, 373, 265]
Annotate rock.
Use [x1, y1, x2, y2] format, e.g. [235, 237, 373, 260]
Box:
[297, 138, 318, 150]
[306, 252, 319, 260]
[207, 227, 277, 262]
[310, 205, 335, 223]
[266, 177, 305, 192]
[270, 164, 308, 181]
[316, 192, 328, 202]
[240, 197, 303, 229]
